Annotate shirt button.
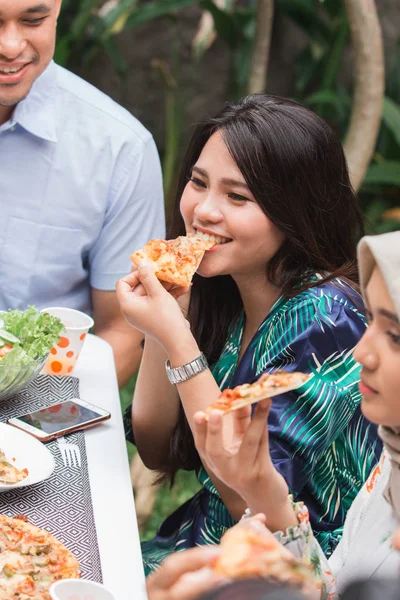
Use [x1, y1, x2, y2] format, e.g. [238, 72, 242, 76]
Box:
[10, 126, 16, 132]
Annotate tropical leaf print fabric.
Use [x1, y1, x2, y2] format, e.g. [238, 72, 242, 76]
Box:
[132, 280, 382, 575]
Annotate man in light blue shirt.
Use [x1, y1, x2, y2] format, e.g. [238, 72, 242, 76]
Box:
[0, 0, 165, 386]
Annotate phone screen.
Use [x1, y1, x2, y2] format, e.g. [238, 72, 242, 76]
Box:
[16, 401, 103, 434]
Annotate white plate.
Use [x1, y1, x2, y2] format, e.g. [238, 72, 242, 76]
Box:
[0, 423, 55, 491]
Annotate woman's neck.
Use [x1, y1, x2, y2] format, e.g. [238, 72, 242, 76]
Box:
[234, 273, 282, 342]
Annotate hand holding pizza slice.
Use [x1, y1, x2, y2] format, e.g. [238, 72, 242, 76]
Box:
[213, 519, 320, 598]
[130, 235, 215, 288]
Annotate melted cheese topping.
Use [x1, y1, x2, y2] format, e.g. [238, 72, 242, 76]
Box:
[0, 515, 79, 600]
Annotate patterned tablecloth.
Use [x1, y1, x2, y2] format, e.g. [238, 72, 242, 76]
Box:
[0, 375, 103, 582]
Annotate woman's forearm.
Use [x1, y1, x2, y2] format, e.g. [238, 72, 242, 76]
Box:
[132, 336, 181, 468]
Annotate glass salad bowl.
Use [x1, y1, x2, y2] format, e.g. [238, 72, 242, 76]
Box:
[0, 354, 49, 401]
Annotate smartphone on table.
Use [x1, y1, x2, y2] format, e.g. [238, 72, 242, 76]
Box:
[7, 398, 111, 442]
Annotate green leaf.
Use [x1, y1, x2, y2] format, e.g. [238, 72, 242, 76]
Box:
[54, 36, 73, 67]
[276, 0, 331, 46]
[125, 0, 198, 29]
[200, 0, 242, 49]
[101, 37, 128, 76]
[364, 162, 400, 187]
[321, 16, 348, 90]
[382, 97, 400, 148]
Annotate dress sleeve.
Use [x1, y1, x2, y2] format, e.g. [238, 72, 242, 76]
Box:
[253, 290, 382, 554]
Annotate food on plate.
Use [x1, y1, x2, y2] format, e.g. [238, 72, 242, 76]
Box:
[130, 235, 215, 287]
[0, 307, 64, 394]
[206, 371, 311, 418]
[213, 523, 319, 594]
[0, 514, 79, 599]
[0, 450, 28, 485]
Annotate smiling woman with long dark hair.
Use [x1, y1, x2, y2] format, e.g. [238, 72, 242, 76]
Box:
[117, 94, 381, 575]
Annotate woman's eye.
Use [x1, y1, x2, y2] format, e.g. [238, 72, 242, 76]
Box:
[228, 193, 250, 202]
[387, 331, 400, 345]
[189, 177, 206, 189]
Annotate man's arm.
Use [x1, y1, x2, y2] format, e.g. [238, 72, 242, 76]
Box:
[92, 287, 143, 388]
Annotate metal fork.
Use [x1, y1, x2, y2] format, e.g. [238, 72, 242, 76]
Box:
[57, 436, 81, 468]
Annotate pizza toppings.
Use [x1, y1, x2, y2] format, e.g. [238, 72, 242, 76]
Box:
[213, 524, 319, 594]
[130, 235, 216, 287]
[206, 371, 311, 418]
[0, 450, 28, 485]
[0, 514, 79, 600]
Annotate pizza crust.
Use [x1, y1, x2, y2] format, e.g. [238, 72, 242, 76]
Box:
[130, 235, 215, 287]
[206, 371, 311, 419]
[0, 514, 79, 600]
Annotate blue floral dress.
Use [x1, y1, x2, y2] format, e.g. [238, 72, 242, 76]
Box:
[125, 279, 382, 576]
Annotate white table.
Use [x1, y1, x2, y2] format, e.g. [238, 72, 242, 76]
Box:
[74, 334, 147, 600]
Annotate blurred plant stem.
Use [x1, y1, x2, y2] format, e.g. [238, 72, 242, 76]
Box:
[151, 56, 181, 222]
[247, 0, 274, 94]
[342, 0, 385, 191]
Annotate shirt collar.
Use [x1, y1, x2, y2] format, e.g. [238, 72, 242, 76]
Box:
[12, 60, 58, 143]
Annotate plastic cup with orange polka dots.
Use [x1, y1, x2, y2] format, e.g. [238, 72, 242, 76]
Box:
[40, 307, 94, 377]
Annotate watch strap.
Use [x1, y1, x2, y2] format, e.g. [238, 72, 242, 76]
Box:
[165, 353, 208, 385]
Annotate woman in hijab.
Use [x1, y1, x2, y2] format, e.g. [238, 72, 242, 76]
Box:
[190, 230, 400, 599]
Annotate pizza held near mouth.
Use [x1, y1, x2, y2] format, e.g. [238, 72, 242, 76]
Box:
[0, 514, 79, 600]
[206, 370, 311, 418]
[130, 235, 216, 287]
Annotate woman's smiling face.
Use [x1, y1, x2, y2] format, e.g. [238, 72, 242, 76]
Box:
[354, 266, 400, 427]
[180, 131, 285, 283]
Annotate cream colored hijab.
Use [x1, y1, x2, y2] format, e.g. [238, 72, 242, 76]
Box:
[358, 231, 400, 520]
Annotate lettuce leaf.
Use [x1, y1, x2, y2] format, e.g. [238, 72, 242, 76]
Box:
[1, 306, 64, 362]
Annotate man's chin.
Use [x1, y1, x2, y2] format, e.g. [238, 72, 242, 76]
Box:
[0, 91, 30, 108]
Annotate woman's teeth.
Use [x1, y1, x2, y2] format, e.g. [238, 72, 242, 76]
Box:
[194, 230, 230, 245]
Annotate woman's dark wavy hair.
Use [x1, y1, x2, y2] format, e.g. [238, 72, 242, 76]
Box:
[160, 93, 364, 482]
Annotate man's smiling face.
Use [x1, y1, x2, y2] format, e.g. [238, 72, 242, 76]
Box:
[0, 0, 61, 123]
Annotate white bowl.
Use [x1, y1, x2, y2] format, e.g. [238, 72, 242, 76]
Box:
[0, 423, 55, 492]
[50, 579, 116, 600]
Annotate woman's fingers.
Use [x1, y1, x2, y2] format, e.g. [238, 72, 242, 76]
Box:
[232, 405, 251, 438]
[171, 286, 191, 300]
[204, 410, 227, 462]
[194, 410, 227, 466]
[147, 546, 220, 591]
[238, 399, 271, 465]
[193, 412, 207, 457]
[117, 270, 141, 291]
[167, 567, 227, 600]
[137, 264, 164, 297]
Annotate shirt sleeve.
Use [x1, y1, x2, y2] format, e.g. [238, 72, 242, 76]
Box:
[89, 135, 165, 290]
[272, 498, 337, 600]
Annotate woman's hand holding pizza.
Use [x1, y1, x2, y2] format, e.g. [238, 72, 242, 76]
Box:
[116, 263, 192, 351]
[146, 545, 226, 600]
[194, 400, 298, 533]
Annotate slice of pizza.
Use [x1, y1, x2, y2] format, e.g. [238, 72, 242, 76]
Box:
[0, 514, 79, 599]
[130, 235, 215, 287]
[213, 524, 319, 594]
[0, 449, 29, 485]
[206, 370, 311, 419]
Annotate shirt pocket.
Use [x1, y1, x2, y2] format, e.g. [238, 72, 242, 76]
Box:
[0, 218, 83, 308]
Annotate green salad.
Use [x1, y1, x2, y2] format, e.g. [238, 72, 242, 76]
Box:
[0, 307, 64, 367]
